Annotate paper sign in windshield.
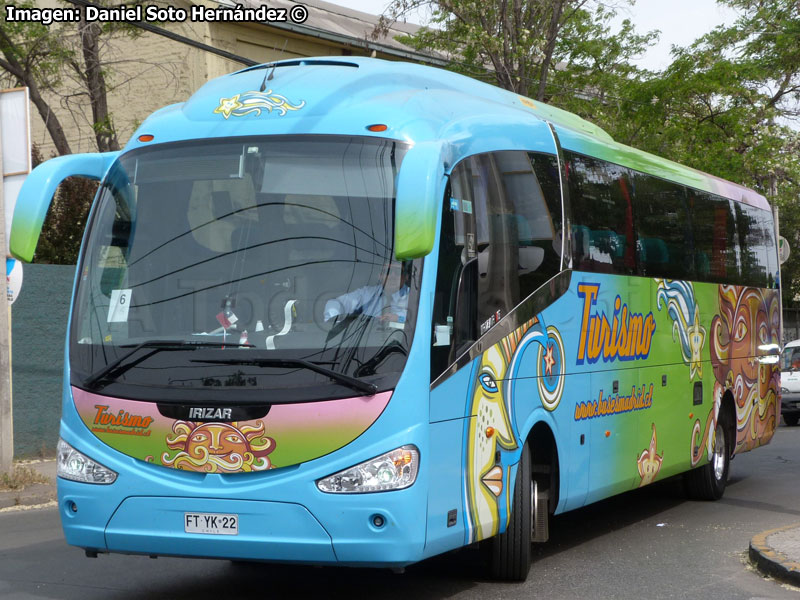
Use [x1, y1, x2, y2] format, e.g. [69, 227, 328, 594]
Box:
[107, 289, 132, 322]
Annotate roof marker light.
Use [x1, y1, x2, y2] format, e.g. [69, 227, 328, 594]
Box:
[138, 134, 155, 142]
[367, 124, 388, 132]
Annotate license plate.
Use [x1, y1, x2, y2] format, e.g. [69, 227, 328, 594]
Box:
[184, 512, 238, 535]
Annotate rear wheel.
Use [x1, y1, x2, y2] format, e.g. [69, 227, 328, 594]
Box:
[784, 414, 799, 427]
[684, 410, 731, 500]
[488, 442, 532, 581]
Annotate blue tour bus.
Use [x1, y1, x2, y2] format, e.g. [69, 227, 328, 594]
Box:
[11, 57, 781, 581]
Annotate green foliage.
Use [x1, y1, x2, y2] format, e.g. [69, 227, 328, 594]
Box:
[601, 0, 800, 305]
[0, 0, 72, 88]
[546, 11, 658, 120]
[379, 0, 630, 98]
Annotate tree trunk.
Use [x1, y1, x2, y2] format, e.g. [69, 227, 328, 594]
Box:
[79, 18, 120, 152]
[27, 82, 73, 156]
[536, 0, 566, 101]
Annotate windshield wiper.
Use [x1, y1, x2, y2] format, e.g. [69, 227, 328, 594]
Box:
[190, 357, 378, 396]
[84, 339, 254, 390]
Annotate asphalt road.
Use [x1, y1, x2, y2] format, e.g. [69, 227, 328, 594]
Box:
[1, 425, 799, 600]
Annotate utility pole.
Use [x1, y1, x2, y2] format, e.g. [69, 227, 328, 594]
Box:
[0, 112, 12, 475]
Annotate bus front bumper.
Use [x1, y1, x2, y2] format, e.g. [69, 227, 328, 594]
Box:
[58, 476, 427, 567]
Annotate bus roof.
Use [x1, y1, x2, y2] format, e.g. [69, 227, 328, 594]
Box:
[129, 57, 768, 210]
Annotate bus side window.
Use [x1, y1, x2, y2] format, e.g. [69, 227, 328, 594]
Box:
[761, 208, 779, 289]
[735, 202, 773, 288]
[431, 150, 564, 382]
[689, 192, 740, 284]
[566, 152, 636, 275]
[431, 169, 477, 380]
[633, 173, 691, 279]
[505, 151, 563, 299]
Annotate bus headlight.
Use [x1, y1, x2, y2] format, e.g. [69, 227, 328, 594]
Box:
[316, 445, 419, 493]
[57, 439, 117, 484]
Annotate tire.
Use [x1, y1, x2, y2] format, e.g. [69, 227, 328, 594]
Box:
[488, 442, 532, 581]
[784, 414, 799, 427]
[684, 409, 731, 500]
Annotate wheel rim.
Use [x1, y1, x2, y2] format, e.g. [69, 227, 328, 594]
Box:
[712, 422, 726, 481]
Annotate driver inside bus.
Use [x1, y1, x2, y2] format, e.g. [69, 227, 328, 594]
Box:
[323, 262, 410, 324]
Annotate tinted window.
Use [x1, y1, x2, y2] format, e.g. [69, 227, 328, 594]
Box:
[564, 152, 774, 287]
[687, 190, 739, 284]
[736, 202, 775, 287]
[762, 208, 778, 288]
[633, 174, 691, 279]
[498, 151, 563, 299]
[431, 151, 562, 380]
[567, 153, 636, 275]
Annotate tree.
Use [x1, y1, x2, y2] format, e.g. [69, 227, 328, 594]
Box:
[0, 0, 165, 155]
[73, 13, 122, 152]
[375, 0, 621, 99]
[603, 0, 800, 304]
[0, 1, 73, 155]
[542, 8, 657, 120]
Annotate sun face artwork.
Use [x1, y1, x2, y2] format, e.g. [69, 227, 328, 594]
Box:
[463, 317, 565, 543]
[161, 420, 276, 473]
[465, 343, 520, 542]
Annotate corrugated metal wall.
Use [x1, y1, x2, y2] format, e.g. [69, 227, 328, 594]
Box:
[11, 264, 75, 458]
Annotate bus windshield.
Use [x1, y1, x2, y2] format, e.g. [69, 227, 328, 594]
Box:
[69, 135, 420, 402]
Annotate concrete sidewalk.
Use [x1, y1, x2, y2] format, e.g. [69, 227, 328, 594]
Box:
[750, 523, 800, 587]
[0, 459, 57, 511]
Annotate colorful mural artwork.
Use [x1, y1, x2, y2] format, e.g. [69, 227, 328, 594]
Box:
[457, 274, 781, 532]
[637, 423, 663, 487]
[536, 326, 566, 411]
[463, 316, 566, 543]
[160, 420, 275, 473]
[213, 90, 305, 119]
[72, 387, 392, 473]
[710, 285, 780, 455]
[655, 279, 706, 381]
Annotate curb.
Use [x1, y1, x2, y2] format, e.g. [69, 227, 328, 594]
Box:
[0, 460, 58, 511]
[0, 482, 57, 511]
[749, 523, 800, 587]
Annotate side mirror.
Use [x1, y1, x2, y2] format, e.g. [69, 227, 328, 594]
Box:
[394, 141, 446, 260]
[10, 152, 119, 262]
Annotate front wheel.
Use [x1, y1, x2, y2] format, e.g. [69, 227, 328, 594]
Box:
[684, 411, 731, 500]
[488, 442, 532, 581]
[784, 413, 799, 427]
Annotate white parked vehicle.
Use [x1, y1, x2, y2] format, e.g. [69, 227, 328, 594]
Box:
[781, 339, 800, 426]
